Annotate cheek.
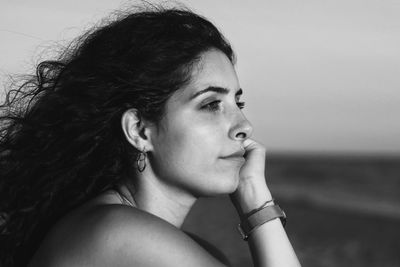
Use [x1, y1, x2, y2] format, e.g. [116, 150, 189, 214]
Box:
[153, 120, 215, 166]
[150, 113, 238, 195]
[165, 122, 220, 167]
[163, 112, 219, 152]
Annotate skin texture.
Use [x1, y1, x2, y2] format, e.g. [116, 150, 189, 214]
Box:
[120, 49, 253, 228]
[148, 48, 252, 198]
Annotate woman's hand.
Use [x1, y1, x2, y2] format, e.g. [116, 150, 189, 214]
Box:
[230, 139, 273, 217]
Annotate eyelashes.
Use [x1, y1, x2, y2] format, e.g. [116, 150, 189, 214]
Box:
[202, 100, 245, 112]
[203, 100, 221, 112]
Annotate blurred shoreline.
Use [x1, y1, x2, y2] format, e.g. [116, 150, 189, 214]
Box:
[266, 153, 400, 221]
[267, 152, 400, 160]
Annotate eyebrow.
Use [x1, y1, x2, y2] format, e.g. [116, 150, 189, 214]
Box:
[190, 86, 243, 100]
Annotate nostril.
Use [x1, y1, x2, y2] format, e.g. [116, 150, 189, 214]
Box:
[230, 117, 253, 141]
[235, 132, 247, 139]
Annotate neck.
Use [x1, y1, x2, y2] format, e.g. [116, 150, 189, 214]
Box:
[121, 171, 197, 228]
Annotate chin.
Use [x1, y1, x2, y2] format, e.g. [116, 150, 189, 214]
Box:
[198, 172, 240, 197]
[226, 173, 241, 193]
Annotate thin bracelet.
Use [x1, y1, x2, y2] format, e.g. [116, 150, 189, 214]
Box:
[244, 198, 275, 218]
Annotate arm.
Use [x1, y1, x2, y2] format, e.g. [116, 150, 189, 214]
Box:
[230, 139, 301, 267]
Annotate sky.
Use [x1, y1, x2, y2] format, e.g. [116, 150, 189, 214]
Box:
[1, 0, 399, 155]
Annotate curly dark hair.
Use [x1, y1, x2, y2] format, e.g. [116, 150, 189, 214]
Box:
[0, 5, 234, 266]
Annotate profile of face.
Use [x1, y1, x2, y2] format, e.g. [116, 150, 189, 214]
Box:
[148, 49, 253, 198]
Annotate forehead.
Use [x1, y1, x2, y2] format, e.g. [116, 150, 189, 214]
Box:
[191, 49, 239, 90]
[173, 49, 240, 101]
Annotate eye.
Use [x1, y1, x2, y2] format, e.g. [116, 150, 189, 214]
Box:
[202, 100, 222, 112]
[236, 101, 245, 109]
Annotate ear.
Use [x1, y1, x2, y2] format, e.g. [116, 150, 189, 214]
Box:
[121, 108, 154, 152]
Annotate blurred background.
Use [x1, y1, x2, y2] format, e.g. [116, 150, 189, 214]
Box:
[1, 1, 399, 266]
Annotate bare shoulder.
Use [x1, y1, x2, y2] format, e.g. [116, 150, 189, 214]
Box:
[30, 204, 227, 267]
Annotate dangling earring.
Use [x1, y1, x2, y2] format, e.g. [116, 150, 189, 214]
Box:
[136, 147, 146, 172]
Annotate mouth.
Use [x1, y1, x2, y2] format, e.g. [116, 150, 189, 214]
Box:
[221, 156, 245, 162]
[220, 156, 246, 168]
[221, 149, 246, 159]
[220, 150, 246, 164]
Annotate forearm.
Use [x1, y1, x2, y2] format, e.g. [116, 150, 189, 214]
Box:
[234, 184, 301, 267]
[247, 217, 301, 267]
[233, 139, 301, 267]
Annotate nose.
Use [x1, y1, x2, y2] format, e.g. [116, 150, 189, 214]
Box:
[228, 112, 253, 141]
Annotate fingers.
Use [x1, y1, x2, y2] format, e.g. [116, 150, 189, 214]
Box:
[239, 138, 267, 181]
[243, 138, 258, 150]
[243, 138, 266, 158]
[232, 138, 271, 214]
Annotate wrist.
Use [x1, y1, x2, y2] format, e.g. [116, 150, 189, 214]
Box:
[233, 178, 273, 217]
[238, 203, 287, 241]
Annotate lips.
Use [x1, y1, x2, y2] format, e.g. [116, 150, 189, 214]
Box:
[220, 149, 246, 159]
[220, 151, 246, 166]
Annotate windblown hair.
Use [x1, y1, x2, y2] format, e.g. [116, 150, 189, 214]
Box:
[0, 5, 234, 266]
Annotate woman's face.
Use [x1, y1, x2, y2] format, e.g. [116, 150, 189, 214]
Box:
[149, 49, 253, 197]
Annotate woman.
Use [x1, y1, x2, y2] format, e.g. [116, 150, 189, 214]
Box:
[0, 5, 301, 267]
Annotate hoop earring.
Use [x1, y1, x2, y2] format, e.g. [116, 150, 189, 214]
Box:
[136, 147, 146, 172]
